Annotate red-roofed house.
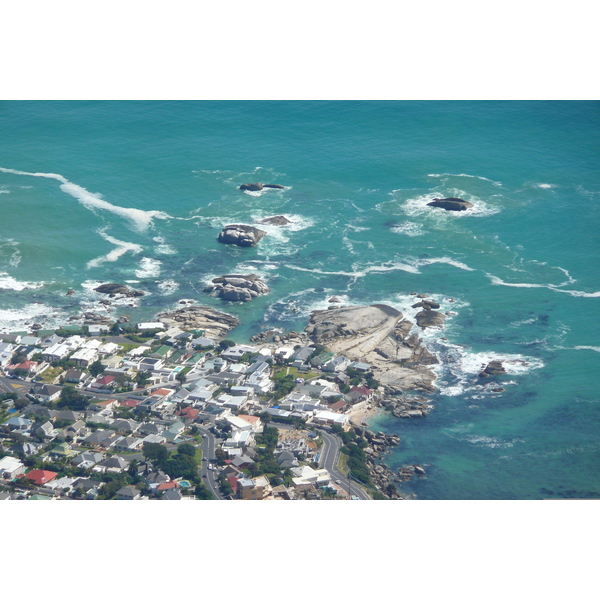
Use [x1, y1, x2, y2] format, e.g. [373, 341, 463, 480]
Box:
[96, 398, 119, 409]
[120, 399, 140, 409]
[348, 386, 374, 402]
[227, 475, 238, 495]
[329, 399, 348, 413]
[237, 414, 262, 432]
[157, 481, 180, 492]
[90, 375, 116, 391]
[152, 388, 175, 399]
[177, 407, 199, 422]
[26, 469, 58, 486]
[13, 360, 40, 374]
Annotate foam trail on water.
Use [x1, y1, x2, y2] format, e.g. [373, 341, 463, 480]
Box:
[86, 231, 143, 269]
[0, 166, 171, 232]
[428, 173, 503, 187]
[573, 346, 600, 353]
[486, 274, 600, 298]
[0, 273, 45, 290]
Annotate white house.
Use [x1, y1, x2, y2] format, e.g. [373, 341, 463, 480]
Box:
[311, 410, 350, 430]
[0, 456, 25, 479]
[0, 343, 15, 367]
[70, 347, 99, 368]
[138, 322, 165, 331]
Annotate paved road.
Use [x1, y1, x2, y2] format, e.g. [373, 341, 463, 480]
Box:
[318, 429, 371, 500]
[197, 425, 223, 499]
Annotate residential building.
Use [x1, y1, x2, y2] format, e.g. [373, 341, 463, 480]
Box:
[0, 456, 25, 479]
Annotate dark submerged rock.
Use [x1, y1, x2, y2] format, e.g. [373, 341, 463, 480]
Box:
[426, 197, 474, 211]
[239, 183, 263, 191]
[257, 215, 293, 226]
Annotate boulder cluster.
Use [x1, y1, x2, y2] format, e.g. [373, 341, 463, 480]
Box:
[156, 305, 239, 338]
[217, 224, 267, 247]
[204, 274, 270, 303]
[397, 464, 427, 481]
[379, 394, 433, 418]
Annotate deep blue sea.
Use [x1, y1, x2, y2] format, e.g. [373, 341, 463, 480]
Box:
[1, 100, 599, 499]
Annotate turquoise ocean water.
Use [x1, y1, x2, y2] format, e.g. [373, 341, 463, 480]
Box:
[1, 101, 598, 499]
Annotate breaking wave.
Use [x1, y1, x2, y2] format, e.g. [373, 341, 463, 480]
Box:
[0, 166, 171, 232]
[86, 230, 143, 269]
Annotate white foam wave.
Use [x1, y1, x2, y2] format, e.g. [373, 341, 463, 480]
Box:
[157, 279, 180, 295]
[427, 173, 503, 187]
[79, 280, 144, 313]
[86, 231, 143, 269]
[152, 237, 178, 255]
[389, 222, 425, 237]
[0, 303, 67, 333]
[135, 257, 162, 278]
[392, 190, 501, 219]
[0, 238, 22, 269]
[284, 256, 473, 279]
[486, 274, 600, 298]
[0, 166, 171, 232]
[535, 183, 555, 189]
[0, 273, 45, 291]
[573, 346, 600, 353]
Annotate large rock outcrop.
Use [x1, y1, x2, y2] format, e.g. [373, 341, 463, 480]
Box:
[426, 197, 473, 211]
[93, 283, 144, 298]
[306, 304, 437, 393]
[204, 274, 270, 302]
[156, 305, 239, 339]
[217, 224, 267, 247]
[415, 308, 446, 329]
[479, 360, 506, 378]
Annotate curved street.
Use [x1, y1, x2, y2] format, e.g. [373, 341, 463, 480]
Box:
[318, 429, 371, 500]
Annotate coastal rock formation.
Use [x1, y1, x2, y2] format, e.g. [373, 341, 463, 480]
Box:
[415, 308, 446, 329]
[411, 299, 440, 310]
[239, 182, 285, 191]
[217, 224, 267, 247]
[204, 274, 270, 302]
[379, 394, 433, 418]
[82, 313, 112, 325]
[479, 360, 506, 378]
[397, 464, 427, 481]
[306, 304, 437, 393]
[256, 215, 293, 226]
[156, 305, 239, 339]
[93, 283, 144, 298]
[426, 197, 473, 211]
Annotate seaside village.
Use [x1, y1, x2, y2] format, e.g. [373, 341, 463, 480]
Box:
[0, 318, 405, 501]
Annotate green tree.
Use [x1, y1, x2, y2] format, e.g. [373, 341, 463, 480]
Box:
[177, 443, 197, 458]
[194, 482, 214, 500]
[56, 386, 90, 411]
[89, 360, 105, 377]
[143, 442, 169, 466]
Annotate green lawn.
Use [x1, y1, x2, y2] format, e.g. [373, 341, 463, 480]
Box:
[273, 366, 319, 381]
